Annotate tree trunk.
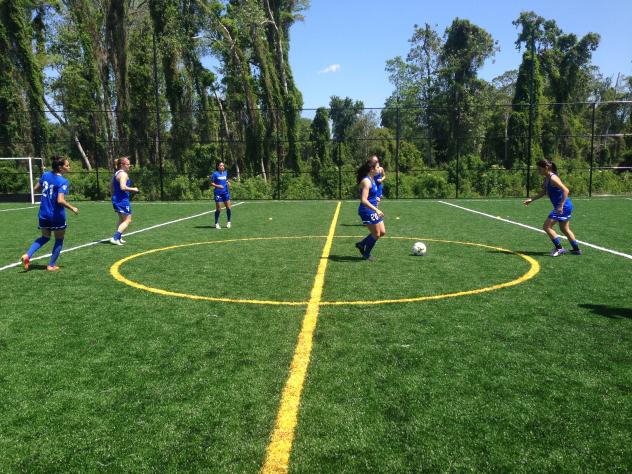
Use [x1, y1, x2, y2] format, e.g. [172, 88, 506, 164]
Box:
[43, 97, 93, 170]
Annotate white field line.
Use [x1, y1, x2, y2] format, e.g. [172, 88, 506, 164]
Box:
[0, 206, 38, 212]
[438, 200, 632, 260]
[1, 202, 244, 272]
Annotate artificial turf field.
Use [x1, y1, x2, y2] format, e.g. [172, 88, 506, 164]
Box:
[1, 197, 631, 472]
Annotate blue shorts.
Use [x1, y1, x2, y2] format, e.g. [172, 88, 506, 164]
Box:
[38, 216, 67, 230]
[113, 201, 132, 215]
[548, 206, 572, 222]
[214, 193, 231, 203]
[359, 208, 383, 225]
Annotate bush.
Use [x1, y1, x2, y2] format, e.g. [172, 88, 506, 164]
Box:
[280, 173, 322, 199]
[397, 171, 452, 198]
[231, 176, 273, 199]
[164, 175, 202, 200]
[0, 163, 29, 194]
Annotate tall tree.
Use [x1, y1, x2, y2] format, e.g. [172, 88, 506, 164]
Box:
[308, 106, 330, 178]
[329, 95, 364, 167]
[507, 50, 544, 168]
[1, 0, 48, 157]
[513, 11, 600, 159]
[431, 18, 497, 162]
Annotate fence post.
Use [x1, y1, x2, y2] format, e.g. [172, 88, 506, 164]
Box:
[455, 132, 460, 199]
[276, 130, 281, 200]
[338, 141, 342, 200]
[395, 99, 400, 199]
[526, 29, 536, 198]
[588, 102, 596, 197]
[92, 112, 100, 199]
[152, 31, 164, 201]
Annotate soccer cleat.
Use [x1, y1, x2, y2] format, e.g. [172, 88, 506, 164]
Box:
[355, 242, 365, 256]
[226, 222, 231, 229]
[215, 223, 221, 229]
[21, 254, 30, 271]
[120, 238, 126, 244]
[571, 249, 582, 255]
[110, 238, 123, 246]
[46, 265, 60, 272]
[362, 255, 375, 261]
[550, 248, 567, 257]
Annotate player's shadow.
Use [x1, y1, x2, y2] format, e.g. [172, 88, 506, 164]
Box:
[487, 249, 549, 256]
[579, 304, 632, 320]
[22, 263, 51, 271]
[328, 255, 364, 262]
[193, 225, 218, 229]
[515, 250, 551, 256]
[339, 223, 365, 227]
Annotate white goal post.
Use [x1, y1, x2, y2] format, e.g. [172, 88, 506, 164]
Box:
[0, 157, 44, 204]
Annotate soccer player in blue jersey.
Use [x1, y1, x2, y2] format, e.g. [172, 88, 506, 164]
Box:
[375, 160, 385, 204]
[210, 161, 232, 229]
[524, 159, 582, 257]
[355, 156, 385, 261]
[21, 156, 79, 271]
[110, 157, 139, 245]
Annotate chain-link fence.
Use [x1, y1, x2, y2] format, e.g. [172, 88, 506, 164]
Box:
[1, 101, 631, 201]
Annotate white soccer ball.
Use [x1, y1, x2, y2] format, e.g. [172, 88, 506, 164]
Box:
[412, 241, 427, 256]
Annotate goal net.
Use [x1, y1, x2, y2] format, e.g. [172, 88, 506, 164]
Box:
[0, 157, 44, 204]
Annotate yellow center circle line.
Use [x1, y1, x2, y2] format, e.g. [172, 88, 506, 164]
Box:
[109, 236, 540, 306]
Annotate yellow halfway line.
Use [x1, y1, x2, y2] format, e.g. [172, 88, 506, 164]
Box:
[261, 201, 341, 474]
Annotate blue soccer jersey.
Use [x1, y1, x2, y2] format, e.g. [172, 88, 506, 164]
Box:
[112, 170, 132, 203]
[38, 171, 69, 225]
[546, 173, 573, 220]
[358, 176, 382, 224]
[211, 170, 230, 196]
[112, 170, 133, 215]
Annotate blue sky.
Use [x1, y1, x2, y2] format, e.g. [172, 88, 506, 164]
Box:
[287, 0, 632, 111]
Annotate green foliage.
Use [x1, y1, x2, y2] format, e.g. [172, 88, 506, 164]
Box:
[308, 107, 332, 178]
[397, 140, 423, 171]
[231, 176, 273, 199]
[398, 171, 452, 198]
[2, 4, 631, 201]
[329, 96, 364, 142]
[0, 161, 29, 194]
[507, 51, 544, 168]
[0, 0, 48, 156]
[164, 174, 204, 200]
[280, 173, 322, 199]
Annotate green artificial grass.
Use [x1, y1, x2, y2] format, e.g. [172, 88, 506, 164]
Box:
[1, 198, 631, 472]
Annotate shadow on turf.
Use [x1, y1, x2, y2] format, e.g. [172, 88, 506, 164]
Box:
[486, 249, 550, 256]
[339, 223, 365, 227]
[22, 263, 52, 272]
[328, 255, 365, 262]
[579, 304, 632, 320]
[193, 225, 218, 229]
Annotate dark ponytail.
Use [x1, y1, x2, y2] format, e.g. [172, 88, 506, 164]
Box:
[51, 156, 66, 172]
[536, 159, 557, 174]
[356, 156, 378, 184]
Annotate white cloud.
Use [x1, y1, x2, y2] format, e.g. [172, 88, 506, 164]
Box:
[318, 64, 341, 74]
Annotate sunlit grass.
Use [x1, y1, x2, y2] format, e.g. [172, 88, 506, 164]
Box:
[1, 198, 631, 471]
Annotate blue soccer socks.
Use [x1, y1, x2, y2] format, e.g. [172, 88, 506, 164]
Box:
[27, 236, 50, 258]
[49, 238, 64, 267]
